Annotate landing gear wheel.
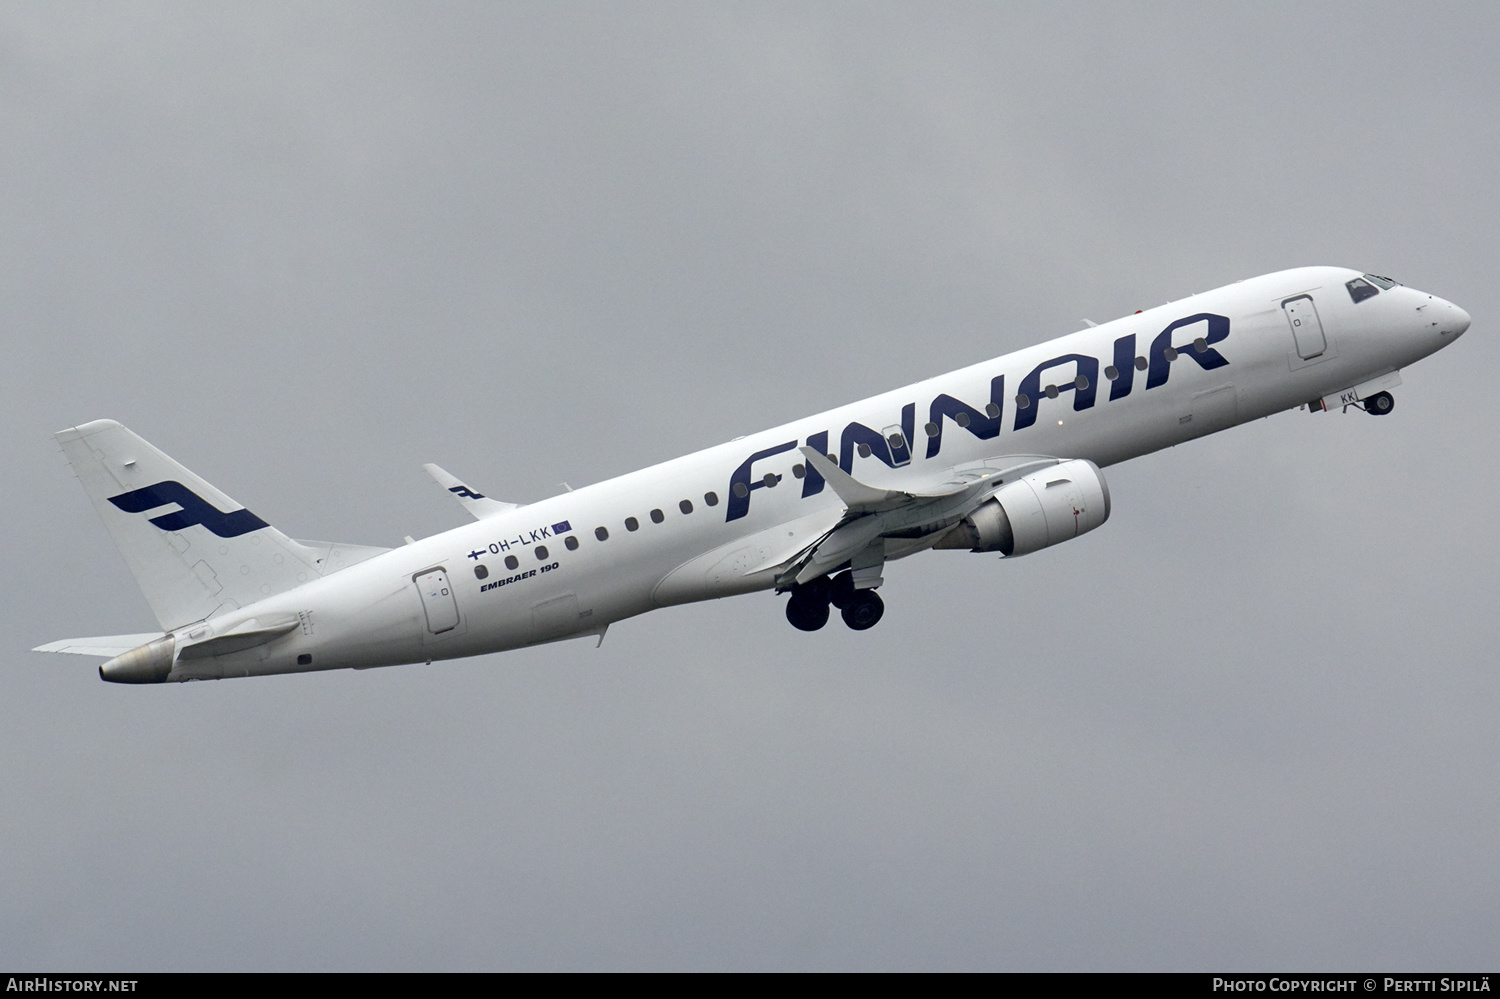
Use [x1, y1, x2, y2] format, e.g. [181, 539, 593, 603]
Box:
[785, 579, 831, 632]
[1365, 391, 1394, 416]
[786, 597, 830, 631]
[840, 589, 885, 631]
[828, 571, 855, 609]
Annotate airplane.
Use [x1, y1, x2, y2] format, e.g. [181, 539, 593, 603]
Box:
[33, 266, 1470, 683]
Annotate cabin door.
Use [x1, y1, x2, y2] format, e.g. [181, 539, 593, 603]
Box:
[414, 568, 460, 634]
[1282, 295, 1327, 359]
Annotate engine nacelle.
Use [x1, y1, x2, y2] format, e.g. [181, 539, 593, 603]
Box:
[935, 459, 1111, 557]
[99, 634, 177, 684]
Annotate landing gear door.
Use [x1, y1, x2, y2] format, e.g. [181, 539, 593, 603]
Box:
[1282, 295, 1327, 359]
[414, 568, 460, 634]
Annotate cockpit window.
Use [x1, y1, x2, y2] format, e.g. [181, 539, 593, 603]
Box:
[1364, 273, 1398, 290]
[1347, 277, 1379, 303]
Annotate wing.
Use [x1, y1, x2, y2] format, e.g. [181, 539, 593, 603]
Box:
[782, 449, 1066, 587]
[423, 463, 521, 520]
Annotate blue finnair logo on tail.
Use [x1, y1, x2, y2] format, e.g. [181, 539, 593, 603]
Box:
[108, 481, 270, 538]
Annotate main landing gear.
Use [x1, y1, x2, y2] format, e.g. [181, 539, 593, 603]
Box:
[784, 571, 885, 632]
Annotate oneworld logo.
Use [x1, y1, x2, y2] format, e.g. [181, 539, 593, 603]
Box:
[108, 481, 269, 539]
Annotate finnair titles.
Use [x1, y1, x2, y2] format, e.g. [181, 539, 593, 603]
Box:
[35, 267, 1470, 682]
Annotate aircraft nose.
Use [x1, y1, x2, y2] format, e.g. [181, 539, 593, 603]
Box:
[1448, 302, 1472, 337]
[1418, 294, 1470, 339]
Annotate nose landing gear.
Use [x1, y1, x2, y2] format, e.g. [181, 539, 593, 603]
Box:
[784, 571, 885, 632]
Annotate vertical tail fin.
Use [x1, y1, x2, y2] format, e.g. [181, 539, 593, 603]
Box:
[55, 420, 323, 630]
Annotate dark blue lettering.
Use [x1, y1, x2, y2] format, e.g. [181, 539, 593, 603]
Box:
[925, 375, 1005, 458]
[840, 404, 915, 472]
[840, 423, 889, 472]
[1014, 354, 1099, 430]
[801, 431, 828, 498]
[1146, 313, 1230, 390]
[726, 440, 797, 522]
[1110, 334, 1135, 402]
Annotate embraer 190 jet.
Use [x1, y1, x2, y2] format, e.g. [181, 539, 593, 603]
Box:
[34, 267, 1469, 683]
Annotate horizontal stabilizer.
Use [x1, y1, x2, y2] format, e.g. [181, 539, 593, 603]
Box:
[423, 463, 520, 520]
[33, 633, 166, 658]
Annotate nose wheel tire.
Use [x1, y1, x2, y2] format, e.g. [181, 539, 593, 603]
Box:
[840, 589, 885, 631]
[1365, 391, 1394, 416]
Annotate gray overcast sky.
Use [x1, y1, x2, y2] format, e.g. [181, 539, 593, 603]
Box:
[3, 3, 1497, 970]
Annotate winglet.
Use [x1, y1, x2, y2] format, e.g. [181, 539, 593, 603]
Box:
[423, 464, 520, 520]
[797, 447, 908, 511]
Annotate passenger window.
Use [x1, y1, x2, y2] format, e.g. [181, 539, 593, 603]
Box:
[505, 555, 519, 570]
[1104, 365, 1119, 381]
[650, 508, 664, 524]
[679, 499, 693, 514]
[1045, 384, 1059, 399]
[954, 412, 970, 428]
[1346, 277, 1379, 303]
[762, 472, 777, 488]
[732, 482, 749, 499]
[857, 443, 872, 458]
[924, 421, 939, 437]
[625, 517, 639, 531]
[1074, 375, 1089, 390]
[535, 545, 548, 560]
[595, 526, 609, 541]
[791, 464, 805, 479]
[474, 564, 489, 580]
[1016, 393, 1031, 409]
[565, 535, 579, 551]
[1193, 337, 1208, 353]
[1163, 346, 1178, 361]
[1134, 356, 1148, 371]
[704, 491, 719, 506]
[985, 402, 1000, 418]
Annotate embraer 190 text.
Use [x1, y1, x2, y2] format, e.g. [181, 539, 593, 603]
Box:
[35, 267, 1470, 682]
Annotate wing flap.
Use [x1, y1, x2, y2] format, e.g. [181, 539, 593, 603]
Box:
[781, 454, 1067, 587]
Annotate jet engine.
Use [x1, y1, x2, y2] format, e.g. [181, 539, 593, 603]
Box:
[934, 459, 1110, 556]
[98, 634, 177, 684]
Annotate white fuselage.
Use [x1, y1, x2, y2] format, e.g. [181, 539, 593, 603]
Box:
[175, 266, 1469, 680]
